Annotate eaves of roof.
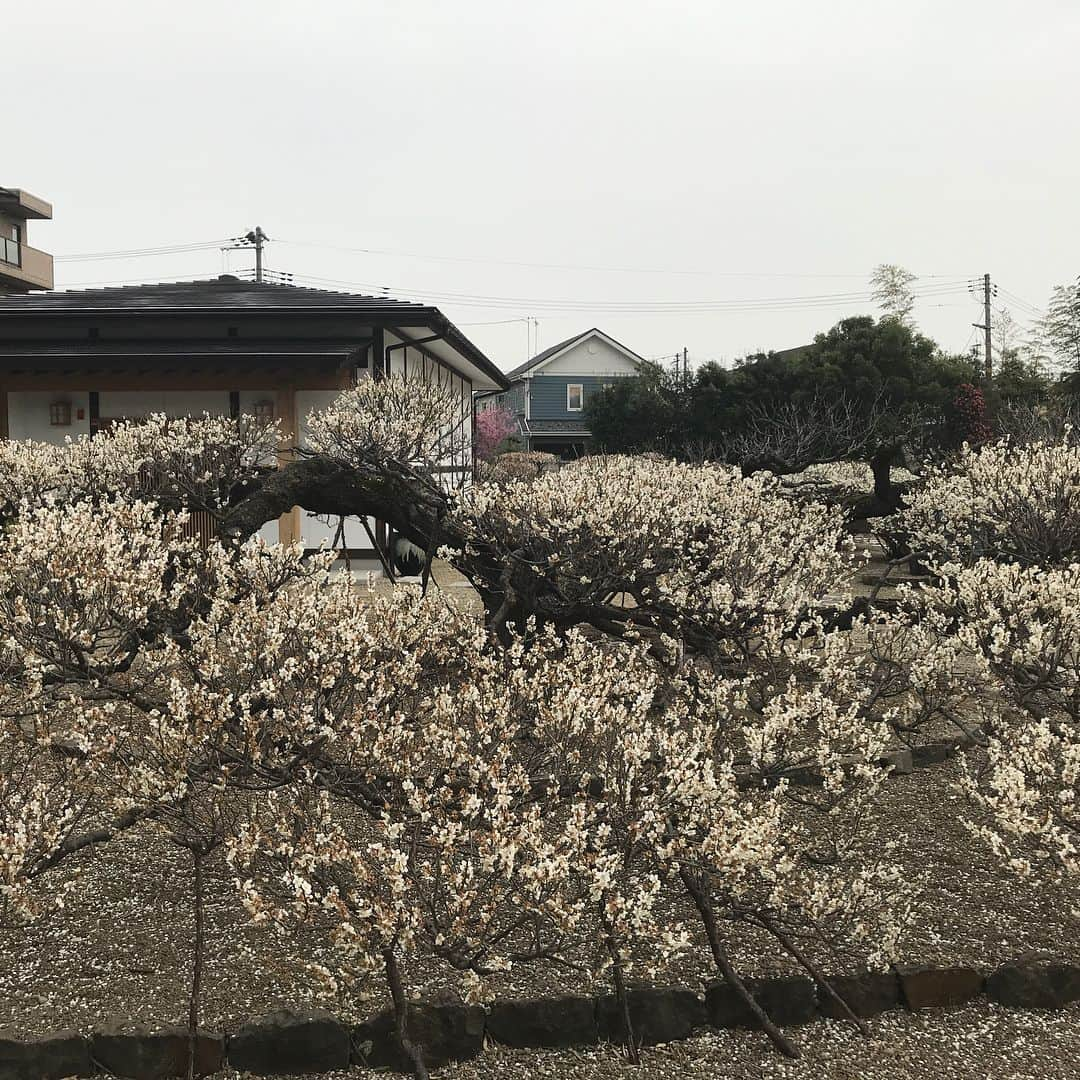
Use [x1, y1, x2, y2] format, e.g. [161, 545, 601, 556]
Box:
[0, 279, 509, 390]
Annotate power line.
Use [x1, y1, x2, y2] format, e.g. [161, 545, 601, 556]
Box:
[51, 230, 979, 284]
[275, 237, 974, 282]
[54, 239, 233, 263]
[457, 317, 534, 326]
[996, 285, 1046, 318]
[276, 269, 973, 314]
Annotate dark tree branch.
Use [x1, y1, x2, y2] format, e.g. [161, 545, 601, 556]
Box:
[29, 805, 154, 877]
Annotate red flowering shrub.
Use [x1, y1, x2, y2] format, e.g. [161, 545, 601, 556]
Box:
[951, 383, 992, 445]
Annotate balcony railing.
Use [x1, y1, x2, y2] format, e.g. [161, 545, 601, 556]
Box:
[0, 241, 53, 289]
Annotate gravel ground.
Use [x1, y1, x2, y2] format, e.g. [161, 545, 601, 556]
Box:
[201, 1004, 1080, 1080]
[1, 754, 1075, 1037]
[437, 1003, 1080, 1080]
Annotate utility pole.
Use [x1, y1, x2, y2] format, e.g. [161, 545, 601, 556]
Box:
[246, 226, 268, 283]
[222, 227, 270, 283]
[971, 273, 996, 383]
[682, 346, 689, 384]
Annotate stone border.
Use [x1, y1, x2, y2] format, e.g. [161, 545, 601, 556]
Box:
[3, 959, 1079, 1077]
[735, 728, 982, 792]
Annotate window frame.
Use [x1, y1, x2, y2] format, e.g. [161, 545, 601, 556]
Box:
[566, 383, 584, 412]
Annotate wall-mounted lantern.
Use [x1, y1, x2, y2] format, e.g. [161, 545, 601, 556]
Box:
[252, 400, 275, 422]
[49, 400, 72, 426]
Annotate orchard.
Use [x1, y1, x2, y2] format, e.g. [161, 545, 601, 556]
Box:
[2, 377, 1079, 1079]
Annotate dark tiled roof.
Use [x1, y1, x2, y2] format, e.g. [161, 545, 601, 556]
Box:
[0, 277, 508, 389]
[0, 277, 426, 314]
[503, 327, 647, 380]
[522, 419, 592, 435]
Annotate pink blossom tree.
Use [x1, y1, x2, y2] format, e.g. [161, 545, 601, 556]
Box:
[474, 404, 519, 460]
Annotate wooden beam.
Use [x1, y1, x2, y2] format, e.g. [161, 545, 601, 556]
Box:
[275, 385, 300, 545]
[371, 327, 385, 378]
[0, 371, 349, 391]
[0, 387, 8, 440]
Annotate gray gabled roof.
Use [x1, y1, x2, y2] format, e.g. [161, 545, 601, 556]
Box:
[503, 327, 647, 381]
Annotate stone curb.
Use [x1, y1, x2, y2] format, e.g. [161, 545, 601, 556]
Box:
[4, 960, 1079, 1077]
[735, 730, 979, 792]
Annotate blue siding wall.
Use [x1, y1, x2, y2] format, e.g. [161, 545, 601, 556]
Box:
[480, 383, 525, 415]
[529, 375, 619, 421]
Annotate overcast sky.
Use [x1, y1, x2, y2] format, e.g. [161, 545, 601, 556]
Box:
[8, 0, 1077, 372]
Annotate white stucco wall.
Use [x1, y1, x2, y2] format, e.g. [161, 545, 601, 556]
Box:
[381, 335, 474, 492]
[5, 357, 474, 558]
[7, 390, 92, 443]
[94, 389, 279, 545]
[96, 390, 232, 419]
[537, 335, 641, 377]
[296, 387, 379, 551]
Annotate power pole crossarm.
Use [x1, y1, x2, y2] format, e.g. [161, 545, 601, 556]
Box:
[971, 273, 994, 383]
[222, 227, 270, 283]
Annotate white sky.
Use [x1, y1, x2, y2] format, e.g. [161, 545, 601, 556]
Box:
[8, 0, 1077, 372]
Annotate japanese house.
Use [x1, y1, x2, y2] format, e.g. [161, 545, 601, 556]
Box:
[0, 274, 508, 561]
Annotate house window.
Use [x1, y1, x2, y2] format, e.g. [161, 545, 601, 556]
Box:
[49, 401, 72, 427]
[567, 384, 584, 411]
[0, 223, 19, 266]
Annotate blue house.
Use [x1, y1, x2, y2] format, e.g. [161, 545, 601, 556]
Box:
[476, 328, 646, 457]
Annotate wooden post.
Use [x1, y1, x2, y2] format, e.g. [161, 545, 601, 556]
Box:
[0, 388, 8, 440]
[370, 327, 388, 558]
[275, 385, 300, 545]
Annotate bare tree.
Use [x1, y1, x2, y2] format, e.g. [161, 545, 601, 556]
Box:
[1026, 277, 1080, 374]
[870, 264, 918, 327]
